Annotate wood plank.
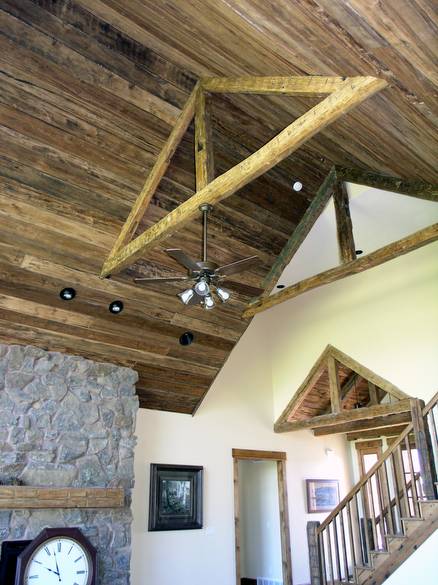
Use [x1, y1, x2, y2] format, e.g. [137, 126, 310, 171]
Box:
[243, 223, 438, 318]
[202, 76, 349, 95]
[346, 424, 409, 441]
[101, 76, 387, 276]
[261, 166, 337, 294]
[328, 355, 341, 413]
[313, 412, 412, 437]
[0, 486, 124, 509]
[333, 180, 356, 263]
[195, 89, 214, 190]
[277, 460, 293, 585]
[274, 399, 412, 433]
[232, 449, 286, 461]
[336, 167, 438, 202]
[410, 398, 437, 500]
[106, 83, 199, 259]
[233, 457, 240, 585]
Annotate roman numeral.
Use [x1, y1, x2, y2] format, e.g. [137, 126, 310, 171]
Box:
[77, 570, 86, 574]
[68, 545, 73, 555]
[57, 542, 61, 552]
[74, 555, 83, 563]
[28, 576, 39, 580]
[33, 560, 42, 565]
[44, 546, 51, 556]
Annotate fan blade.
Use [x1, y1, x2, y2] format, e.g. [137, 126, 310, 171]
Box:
[134, 276, 190, 284]
[221, 280, 265, 298]
[165, 249, 200, 272]
[215, 255, 260, 277]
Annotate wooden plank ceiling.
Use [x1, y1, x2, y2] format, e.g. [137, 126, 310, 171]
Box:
[0, 0, 436, 413]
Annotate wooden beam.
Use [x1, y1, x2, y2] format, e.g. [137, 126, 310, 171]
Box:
[336, 167, 438, 203]
[101, 76, 387, 276]
[0, 486, 124, 509]
[274, 399, 411, 433]
[105, 82, 200, 260]
[346, 424, 410, 441]
[333, 180, 356, 263]
[314, 412, 412, 437]
[261, 167, 337, 295]
[328, 355, 341, 413]
[232, 448, 286, 461]
[195, 89, 214, 191]
[368, 382, 378, 405]
[202, 76, 353, 96]
[243, 223, 438, 318]
[410, 398, 437, 499]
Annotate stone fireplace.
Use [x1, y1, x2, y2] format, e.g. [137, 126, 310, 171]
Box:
[0, 344, 139, 584]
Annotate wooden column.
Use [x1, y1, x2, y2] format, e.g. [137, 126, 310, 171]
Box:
[410, 398, 437, 500]
[328, 356, 341, 413]
[195, 90, 214, 190]
[333, 181, 356, 263]
[233, 458, 241, 585]
[307, 521, 323, 585]
[277, 459, 293, 585]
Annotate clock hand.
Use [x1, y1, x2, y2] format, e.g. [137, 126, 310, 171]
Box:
[53, 550, 62, 582]
[42, 565, 60, 577]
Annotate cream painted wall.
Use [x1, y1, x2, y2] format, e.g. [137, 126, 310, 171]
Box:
[131, 313, 352, 585]
[239, 459, 282, 581]
[130, 189, 438, 585]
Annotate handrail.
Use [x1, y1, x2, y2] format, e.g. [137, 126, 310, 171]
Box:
[318, 391, 438, 534]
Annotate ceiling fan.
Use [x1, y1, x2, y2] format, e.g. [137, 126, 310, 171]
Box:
[134, 204, 260, 310]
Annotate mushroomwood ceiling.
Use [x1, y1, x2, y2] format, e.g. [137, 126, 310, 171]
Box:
[0, 0, 436, 413]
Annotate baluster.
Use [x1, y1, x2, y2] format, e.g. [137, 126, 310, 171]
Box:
[374, 468, 387, 547]
[339, 508, 349, 582]
[326, 523, 334, 584]
[395, 444, 410, 519]
[360, 486, 371, 565]
[353, 493, 365, 566]
[366, 476, 379, 551]
[332, 515, 342, 581]
[346, 500, 357, 576]
[390, 452, 402, 533]
[405, 436, 420, 516]
[380, 459, 395, 539]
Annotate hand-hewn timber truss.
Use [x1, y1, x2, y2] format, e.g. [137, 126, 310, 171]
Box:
[274, 345, 412, 436]
[100, 75, 387, 278]
[243, 168, 438, 319]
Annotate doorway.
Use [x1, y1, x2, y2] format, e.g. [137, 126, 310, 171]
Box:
[232, 449, 292, 585]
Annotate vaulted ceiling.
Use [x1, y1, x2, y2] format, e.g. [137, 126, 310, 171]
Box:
[0, 0, 436, 413]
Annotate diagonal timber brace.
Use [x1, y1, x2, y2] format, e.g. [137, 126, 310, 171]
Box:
[100, 76, 387, 277]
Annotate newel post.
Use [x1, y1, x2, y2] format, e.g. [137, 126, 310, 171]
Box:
[307, 521, 323, 585]
[411, 398, 437, 500]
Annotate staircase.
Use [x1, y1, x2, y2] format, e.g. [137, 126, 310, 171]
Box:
[307, 393, 438, 585]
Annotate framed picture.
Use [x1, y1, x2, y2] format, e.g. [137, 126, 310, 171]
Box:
[148, 464, 203, 531]
[306, 479, 340, 513]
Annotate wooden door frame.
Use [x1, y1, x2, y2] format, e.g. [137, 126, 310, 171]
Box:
[232, 448, 293, 585]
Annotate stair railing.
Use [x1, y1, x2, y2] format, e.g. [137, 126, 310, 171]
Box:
[307, 393, 438, 585]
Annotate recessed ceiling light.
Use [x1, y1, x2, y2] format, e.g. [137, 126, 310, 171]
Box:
[292, 181, 303, 192]
[179, 331, 194, 346]
[356, 250, 364, 255]
[276, 284, 285, 289]
[59, 287, 76, 301]
[109, 300, 124, 314]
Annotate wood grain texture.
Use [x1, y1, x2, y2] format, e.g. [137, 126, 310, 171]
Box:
[333, 180, 356, 263]
[0, 487, 124, 509]
[232, 449, 286, 461]
[202, 75, 349, 95]
[101, 76, 386, 276]
[0, 0, 437, 413]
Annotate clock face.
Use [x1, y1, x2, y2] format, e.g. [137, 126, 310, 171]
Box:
[24, 537, 91, 585]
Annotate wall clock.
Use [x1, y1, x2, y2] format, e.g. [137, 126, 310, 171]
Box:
[15, 527, 97, 585]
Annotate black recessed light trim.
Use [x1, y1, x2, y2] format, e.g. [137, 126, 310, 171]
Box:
[60, 287, 76, 301]
[179, 331, 194, 346]
[355, 250, 364, 255]
[276, 284, 286, 289]
[109, 300, 124, 314]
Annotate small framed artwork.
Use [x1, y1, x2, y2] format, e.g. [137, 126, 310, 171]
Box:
[148, 464, 203, 531]
[306, 479, 340, 513]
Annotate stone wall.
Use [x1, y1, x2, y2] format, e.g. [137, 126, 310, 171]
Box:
[0, 344, 139, 585]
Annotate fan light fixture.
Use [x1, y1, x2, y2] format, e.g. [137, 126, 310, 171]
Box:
[133, 204, 260, 311]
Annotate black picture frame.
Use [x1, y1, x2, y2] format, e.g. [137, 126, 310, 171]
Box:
[148, 464, 203, 531]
